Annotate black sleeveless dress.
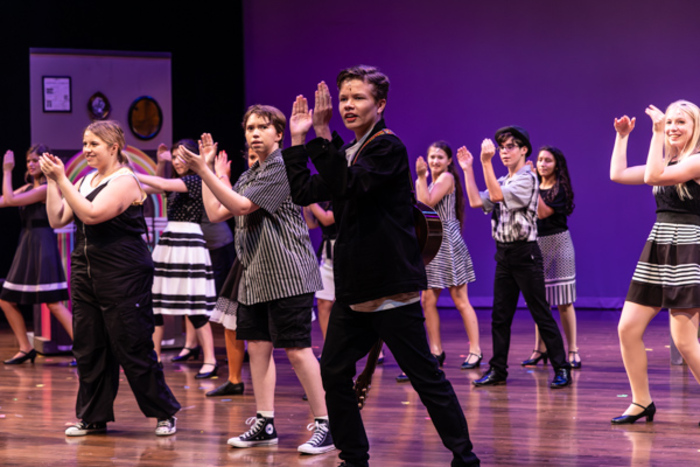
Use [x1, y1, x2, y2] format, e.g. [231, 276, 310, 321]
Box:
[626, 179, 700, 308]
[0, 185, 69, 304]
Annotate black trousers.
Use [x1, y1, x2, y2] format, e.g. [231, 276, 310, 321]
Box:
[489, 241, 569, 376]
[321, 301, 480, 467]
[71, 266, 180, 424]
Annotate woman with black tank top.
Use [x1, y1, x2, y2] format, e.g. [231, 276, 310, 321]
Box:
[609, 100, 700, 425]
[0, 145, 73, 364]
[40, 120, 180, 437]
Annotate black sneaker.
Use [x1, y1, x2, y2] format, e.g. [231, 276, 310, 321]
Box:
[155, 416, 177, 436]
[297, 419, 335, 454]
[227, 414, 278, 448]
[65, 421, 107, 437]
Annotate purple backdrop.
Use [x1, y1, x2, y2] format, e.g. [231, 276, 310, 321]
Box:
[243, 0, 699, 308]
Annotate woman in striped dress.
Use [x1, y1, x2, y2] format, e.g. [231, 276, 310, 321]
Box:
[397, 141, 479, 381]
[136, 143, 218, 379]
[0, 145, 72, 364]
[610, 100, 700, 424]
[522, 147, 580, 368]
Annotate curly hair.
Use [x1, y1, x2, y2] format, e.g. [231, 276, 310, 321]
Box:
[428, 141, 465, 228]
[537, 146, 574, 216]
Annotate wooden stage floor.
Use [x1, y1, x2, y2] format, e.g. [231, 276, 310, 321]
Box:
[1, 308, 698, 466]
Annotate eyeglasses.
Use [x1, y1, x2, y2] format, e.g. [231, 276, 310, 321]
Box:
[499, 143, 519, 152]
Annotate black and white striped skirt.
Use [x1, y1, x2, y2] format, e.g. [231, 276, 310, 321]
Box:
[627, 213, 700, 309]
[152, 222, 216, 316]
[425, 219, 476, 289]
[537, 230, 577, 306]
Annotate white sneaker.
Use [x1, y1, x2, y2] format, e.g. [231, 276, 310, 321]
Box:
[65, 421, 107, 437]
[155, 416, 177, 436]
[297, 419, 335, 454]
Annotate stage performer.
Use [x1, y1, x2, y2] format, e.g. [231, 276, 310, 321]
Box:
[179, 107, 333, 455]
[458, 126, 572, 389]
[283, 66, 480, 467]
[136, 141, 218, 379]
[522, 146, 581, 369]
[397, 141, 480, 383]
[0, 145, 72, 364]
[206, 147, 259, 398]
[41, 120, 180, 437]
[610, 100, 700, 424]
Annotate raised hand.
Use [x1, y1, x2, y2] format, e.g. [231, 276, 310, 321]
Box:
[456, 146, 474, 170]
[179, 142, 206, 174]
[645, 105, 665, 133]
[214, 150, 231, 179]
[290, 95, 313, 144]
[157, 143, 172, 162]
[525, 160, 536, 173]
[614, 115, 636, 137]
[480, 139, 496, 163]
[415, 156, 428, 178]
[313, 81, 333, 131]
[39, 153, 66, 182]
[199, 133, 218, 166]
[3, 150, 14, 171]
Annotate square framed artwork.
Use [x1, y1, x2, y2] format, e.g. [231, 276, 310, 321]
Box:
[42, 76, 72, 112]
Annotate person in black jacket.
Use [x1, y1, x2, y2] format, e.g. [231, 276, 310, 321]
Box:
[283, 66, 479, 467]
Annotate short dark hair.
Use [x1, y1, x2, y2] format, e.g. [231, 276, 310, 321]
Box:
[336, 65, 390, 102]
[495, 132, 525, 149]
[242, 105, 286, 139]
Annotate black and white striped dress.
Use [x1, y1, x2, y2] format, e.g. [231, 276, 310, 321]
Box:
[537, 187, 576, 306]
[627, 180, 700, 308]
[424, 185, 475, 288]
[152, 175, 216, 316]
[0, 186, 69, 304]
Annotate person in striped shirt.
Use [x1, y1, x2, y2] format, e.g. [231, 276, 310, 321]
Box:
[459, 126, 572, 390]
[180, 105, 334, 455]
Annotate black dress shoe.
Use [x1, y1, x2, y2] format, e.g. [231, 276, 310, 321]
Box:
[521, 350, 548, 366]
[195, 363, 219, 379]
[461, 353, 483, 370]
[4, 349, 37, 365]
[473, 368, 507, 386]
[206, 381, 244, 397]
[433, 351, 446, 367]
[171, 346, 201, 362]
[611, 402, 656, 424]
[550, 368, 572, 389]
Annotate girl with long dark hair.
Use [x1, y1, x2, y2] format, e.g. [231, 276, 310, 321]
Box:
[522, 146, 580, 368]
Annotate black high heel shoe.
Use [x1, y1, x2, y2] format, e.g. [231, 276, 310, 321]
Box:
[521, 350, 548, 366]
[4, 349, 37, 365]
[433, 351, 446, 367]
[569, 350, 582, 369]
[611, 402, 656, 424]
[195, 362, 219, 379]
[461, 353, 483, 370]
[171, 346, 201, 362]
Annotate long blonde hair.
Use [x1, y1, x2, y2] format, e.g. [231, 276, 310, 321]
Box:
[654, 100, 700, 199]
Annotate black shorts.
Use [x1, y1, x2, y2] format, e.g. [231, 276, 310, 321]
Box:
[236, 293, 314, 348]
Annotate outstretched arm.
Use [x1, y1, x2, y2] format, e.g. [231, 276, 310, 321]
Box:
[135, 173, 187, 193]
[180, 134, 258, 220]
[456, 146, 484, 208]
[610, 115, 645, 184]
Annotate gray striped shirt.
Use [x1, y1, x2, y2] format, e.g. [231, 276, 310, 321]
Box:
[233, 149, 322, 305]
[480, 166, 539, 243]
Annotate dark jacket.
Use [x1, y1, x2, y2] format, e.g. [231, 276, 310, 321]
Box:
[282, 120, 426, 305]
